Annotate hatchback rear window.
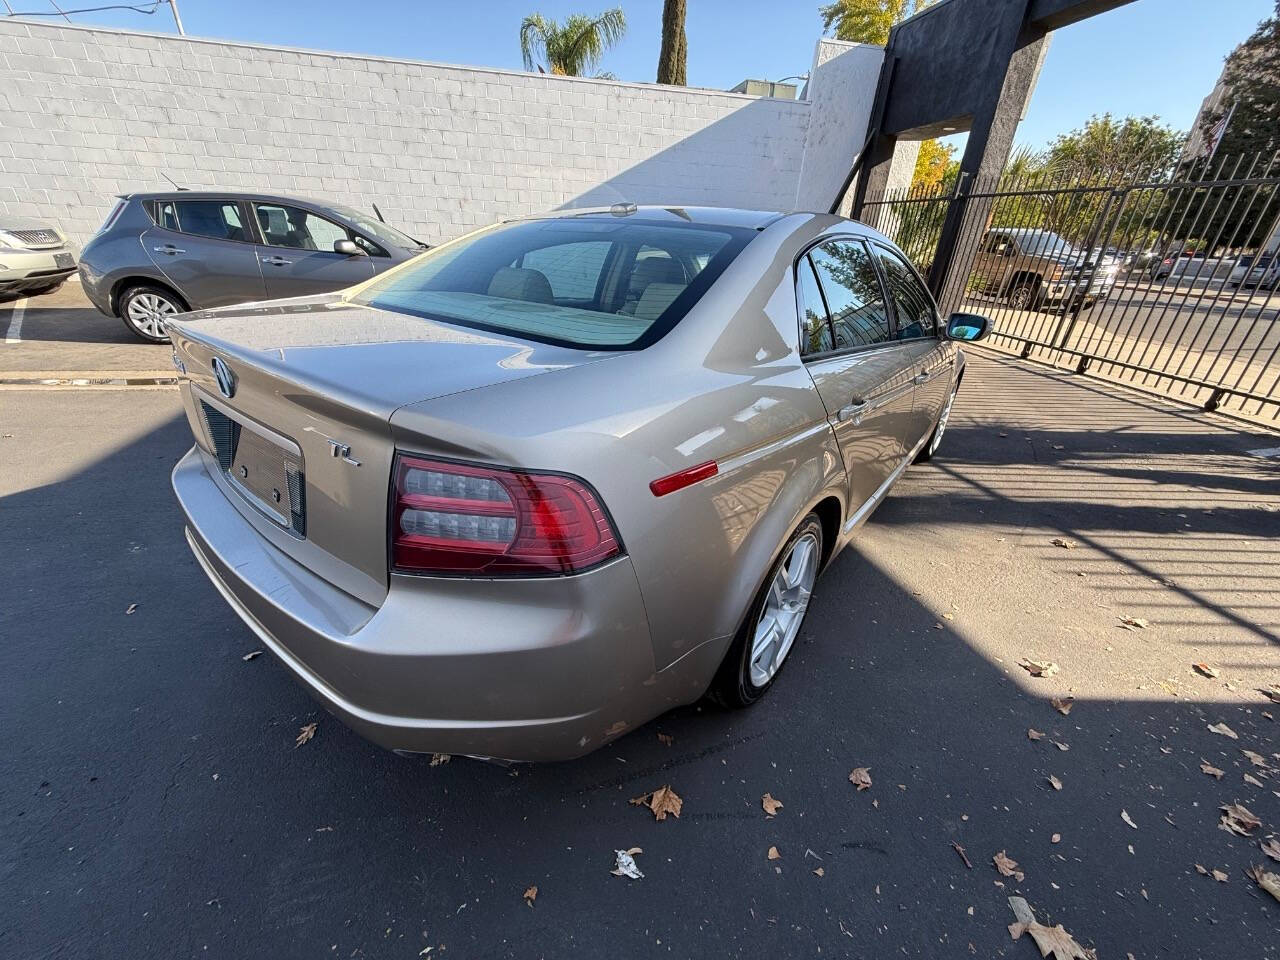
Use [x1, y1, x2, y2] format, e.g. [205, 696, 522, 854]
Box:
[348, 218, 753, 349]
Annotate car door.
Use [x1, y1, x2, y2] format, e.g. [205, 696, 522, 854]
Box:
[972, 231, 1011, 294]
[250, 202, 375, 299]
[799, 238, 918, 517]
[142, 198, 266, 308]
[873, 242, 954, 450]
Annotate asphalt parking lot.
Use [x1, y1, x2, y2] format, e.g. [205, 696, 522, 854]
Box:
[3, 319, 1278, 959]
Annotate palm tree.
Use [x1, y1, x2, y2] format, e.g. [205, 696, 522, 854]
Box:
[520, 8, 627, 78]
[656, 0, 687, 85]
[818, 0, 934, 46]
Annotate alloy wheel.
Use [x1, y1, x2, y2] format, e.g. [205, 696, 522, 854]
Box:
[929, 384, 958, 456]
[748, 531, 819, 688]
[127, 292, 178, 339]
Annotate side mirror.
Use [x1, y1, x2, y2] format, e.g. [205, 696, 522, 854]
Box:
[334, 239, 366, 257]
[946, 312, 991, 342]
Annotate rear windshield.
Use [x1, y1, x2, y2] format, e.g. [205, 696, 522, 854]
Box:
[348, 217, 753, 349]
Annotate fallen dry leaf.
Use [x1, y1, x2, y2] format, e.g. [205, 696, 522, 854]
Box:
[951, 840, 972, 869]
[1118, 616, 1149, 630]
[523, 885, 537, 906]
[1246, 864, 1280, 902]
[1219, 802, 1261, 836]
[1019, 659, 1060, 678]
[656, 733, 673, 746]
[125, 603, 138, 615]
[1261, 685, 1280, 704]
[1050, 833, 1061, 844]
[1121, 809, 1138, 830]
[1208, 722, 1238, 739]
[849, 767, 872, 791]
[1051, 697, 1074, 716]
[1053, 741, 1070, 752]
[295, 723, 317, 748]
[1050, 537, 1077, 549]
[813, 867, 824, 877]
[1212, 869, 1229, 883]
[630, 784, 682, 821]
[1245, 773, 1265, 788]
[993, 850, 1024, 882]
[761, 792, 783, 816]
[429, 753, 451, 766]
[1195, 863, 1208, 875]
[1028, 728, 1046, 741]
[1026, 924, 1093, 960]
[1260, 838, 1280, 862]
[242, 650, 263, 662]
[1192, 663, 1219, 679]
[767, 845, 781, 861]
[1242, 749, 1269, 769]
[1047, 775, 1063, 791]
[1200, 760, 1225, 779]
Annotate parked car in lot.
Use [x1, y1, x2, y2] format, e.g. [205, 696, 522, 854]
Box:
[1228, 252, 1280, 289]
[0, 218, 78, 298]
[1149, 251, 1236, 283]
[971, 228, 1116, 310]
[79, 191, 426, 342]
[166, 204, 990, 762]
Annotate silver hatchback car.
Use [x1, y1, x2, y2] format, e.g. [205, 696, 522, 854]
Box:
[167, 206, 990, 762]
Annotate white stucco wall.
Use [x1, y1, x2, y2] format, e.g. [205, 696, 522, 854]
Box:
[0, 21, 882, 246]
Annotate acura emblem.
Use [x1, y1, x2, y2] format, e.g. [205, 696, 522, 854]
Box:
[212, 357, 236, 399]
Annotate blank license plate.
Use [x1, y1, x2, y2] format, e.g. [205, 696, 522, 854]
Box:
[54, 253, 74, 268]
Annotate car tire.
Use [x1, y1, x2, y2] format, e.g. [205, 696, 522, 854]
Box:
[915, 377, 960, 463]
[119, 284, 186, 343]
[710, 513, 824, 708]
[1007, 280, 1041, 311]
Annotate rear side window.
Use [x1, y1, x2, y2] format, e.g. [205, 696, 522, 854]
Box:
[350, 218, 752, 349]
[809, 240, 892, 349]
[874, 245, 938, 340]
[158, 200, 247, 242]
[796, 256, 832, 354]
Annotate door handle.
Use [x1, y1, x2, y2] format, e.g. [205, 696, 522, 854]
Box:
[263, 256, 292, 266]
[152, 245, 185, 255]
[836, 398, 867, 422]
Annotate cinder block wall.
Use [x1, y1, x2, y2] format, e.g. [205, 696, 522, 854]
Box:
[0, 21, 881, 246]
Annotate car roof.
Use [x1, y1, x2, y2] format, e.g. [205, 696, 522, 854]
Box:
[530, 205, 789, 230]
[123, 190, 355, 211]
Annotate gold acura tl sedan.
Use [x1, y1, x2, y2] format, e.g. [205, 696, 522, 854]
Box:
[167, 206, 990, 761]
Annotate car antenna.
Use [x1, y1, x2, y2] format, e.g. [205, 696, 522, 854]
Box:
[372, 202, 386, 223]
[160, 172, 189, 192]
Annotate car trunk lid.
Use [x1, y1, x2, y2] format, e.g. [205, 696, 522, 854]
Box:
[170, 295, 605, 602]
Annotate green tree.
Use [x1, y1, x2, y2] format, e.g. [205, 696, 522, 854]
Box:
[1045, 113, 1183, 184]
[520, 8, 627, 78]
[910, 139, 958, 192]
[656, 0, 687, 85]
[1199, 3, 1280, 161]
[818, 0, 935, 45]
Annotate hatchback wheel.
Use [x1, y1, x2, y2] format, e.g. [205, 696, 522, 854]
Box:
[120, 284, 184, 343]
[712, 514, 823, 707]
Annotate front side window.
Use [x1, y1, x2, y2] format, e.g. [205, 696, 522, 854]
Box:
[254, 204, 349, 252]
[809, 240, 892, 349]
[875, 245, 939, 340]
[158, 200, 246, 241]
[349, 218, 750, 349]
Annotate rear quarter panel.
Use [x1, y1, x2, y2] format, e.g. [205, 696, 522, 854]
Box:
[391, 214, 848, 675]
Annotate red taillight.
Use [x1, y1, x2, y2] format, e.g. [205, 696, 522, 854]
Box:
[391, 454, 621, 575]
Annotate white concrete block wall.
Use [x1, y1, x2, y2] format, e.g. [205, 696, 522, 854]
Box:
[0, 21, 880, 247]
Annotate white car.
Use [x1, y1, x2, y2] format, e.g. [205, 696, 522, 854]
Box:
[0, 218, 78, 298]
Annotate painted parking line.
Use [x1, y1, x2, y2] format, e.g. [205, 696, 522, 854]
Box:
[4, 297, 28, 344]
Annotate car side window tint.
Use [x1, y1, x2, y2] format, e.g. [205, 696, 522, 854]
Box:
[254, 204, 349, 252]
[809, 240, 892, 349]
[874, 245, 939, 341]
[165, 201, 246, 241]
[519, 241, 611, 302]
[797, 255, 833, 355]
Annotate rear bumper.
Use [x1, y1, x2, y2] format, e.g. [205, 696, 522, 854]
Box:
[172, 446, 712, 761]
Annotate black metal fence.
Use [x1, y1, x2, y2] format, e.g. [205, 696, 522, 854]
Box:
[860, 153, 1280, 422]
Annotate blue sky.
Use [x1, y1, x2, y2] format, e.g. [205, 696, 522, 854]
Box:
[16, 0, 1275, 149]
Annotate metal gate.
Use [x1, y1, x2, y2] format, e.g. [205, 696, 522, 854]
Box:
[860, 153, 1280, 422]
